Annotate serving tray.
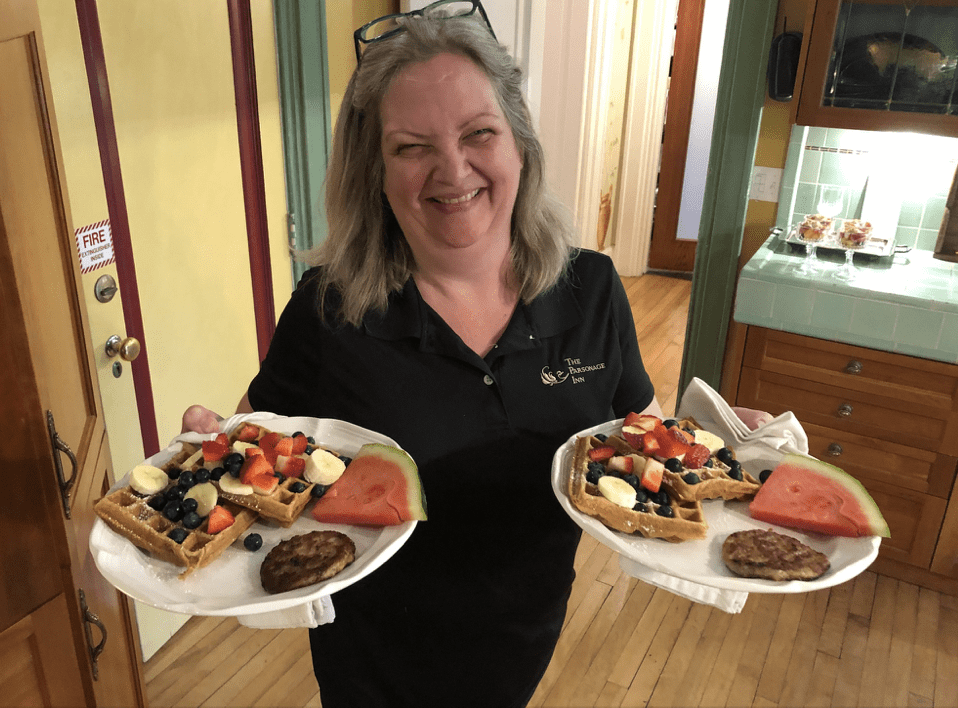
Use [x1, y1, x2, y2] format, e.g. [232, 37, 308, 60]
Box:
[783, 223, 906, 258]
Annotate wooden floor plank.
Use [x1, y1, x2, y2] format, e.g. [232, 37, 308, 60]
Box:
[886, 582, 919, 707]
[619, 596, 693, 707]
[817, 579, 853, 658]
[724, 593, 785, 708]
[857, 575, 898, 708]
[910, 585, 940, 704]
[668, 605, 733, 708]
[804, 651, 840, 708]
[645, 602, 712, 708]
[696, 597, 760, 708]
[934, 604, 958, 708]
[607, 589, 676, 689]
[776, 589, 829, 708]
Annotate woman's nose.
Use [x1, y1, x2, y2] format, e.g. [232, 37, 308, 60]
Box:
[433, 145, 471, 183]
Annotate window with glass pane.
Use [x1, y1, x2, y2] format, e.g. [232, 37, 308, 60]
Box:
[825, 1, 958, 114]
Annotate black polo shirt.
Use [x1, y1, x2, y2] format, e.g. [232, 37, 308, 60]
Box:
[248, 248, 654, 708]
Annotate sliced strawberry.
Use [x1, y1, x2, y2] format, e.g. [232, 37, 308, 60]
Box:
[259, 432, 283, 450]
[640, 457, 665, 493]
[206, 505, 235, 534]
[670, 427, 695, 445]
[641, 431, 661, 457]
[684, 444, 710, 470]
[281, 456, 306, 478]
[652, 424, 691, 460]
[235, 423, 261, 442]
[245, 446, 265, 458]
[621, 430, 643, 450]
[290, 434, 309, 455]
[624, 413, 661, 432]
[202, 439, 229, 462]
[607, 455, 635, 474]
[588, 445, 616, 462]
[240, 455, 274, 485]
[248, 471, 279, 496]
[273, 436, 296, 456]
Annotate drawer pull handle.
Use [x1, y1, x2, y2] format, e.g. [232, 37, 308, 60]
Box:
[827, 443, 843, 457]
[838, 403, 854, 418]
[844, 360, 863, 375]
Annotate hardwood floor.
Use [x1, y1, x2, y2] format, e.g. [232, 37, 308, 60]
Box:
[144, 274, 958, 708]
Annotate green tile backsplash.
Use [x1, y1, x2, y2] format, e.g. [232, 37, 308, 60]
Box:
[777, 126, 958, 251]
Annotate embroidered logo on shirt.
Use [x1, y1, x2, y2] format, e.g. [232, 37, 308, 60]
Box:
[541, 357, 607, 386]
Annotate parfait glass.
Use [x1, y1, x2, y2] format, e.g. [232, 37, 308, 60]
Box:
[834, 248, 857, 281]
[797, 186, 844, 276]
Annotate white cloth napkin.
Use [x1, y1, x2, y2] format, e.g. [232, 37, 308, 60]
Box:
[617, 377, 810, 613]
[236, 595, 336, 629]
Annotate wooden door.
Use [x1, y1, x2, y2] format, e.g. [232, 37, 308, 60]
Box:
[647, 0, 704, 272]
[0, 1, 145, 705]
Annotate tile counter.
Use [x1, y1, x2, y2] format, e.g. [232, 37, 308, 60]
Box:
[734, 232, 958, 364]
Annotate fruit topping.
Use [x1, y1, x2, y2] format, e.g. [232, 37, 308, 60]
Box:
[223, 452, 244, 476]
[587, 445, 616, 462]
[606, 454, 636, 474]
[235, 423, 261, 442]
[162, 500, 184, 522]
[683, 444, 711, 470]
[682, 472, 701, 485]
[760, 469, 773, 483]
[716, 448, 734, 465]
[219, 473, 253, 496]
[640, 457, 665, 493]
[129, 465, 168, 495]
[655, 505, 675, 518]
[664, 457, 683, 473]
[182, 511, 202, 529]
[168, 528, 189, 544]
[206, 505, 235, 534]
[304, 448, 347, 486]
[244, 533, 263, 551]
[184, 482, 218, 517]
[597, 475, 638, 508]
[310, 483, 330, 499]
[202, 434, 230, 462]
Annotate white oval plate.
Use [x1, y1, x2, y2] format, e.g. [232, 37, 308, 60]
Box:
[89, 413, 417, 615]
[551, 419, 880, 593]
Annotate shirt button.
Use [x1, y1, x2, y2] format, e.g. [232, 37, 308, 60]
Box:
[483, 374, 494, 386]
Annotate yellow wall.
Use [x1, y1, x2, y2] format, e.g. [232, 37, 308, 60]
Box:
[35, 1, 292, 468]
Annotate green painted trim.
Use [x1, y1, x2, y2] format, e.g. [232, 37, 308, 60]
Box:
[273, 0, 332, 286]
[678, 0, 777, 396]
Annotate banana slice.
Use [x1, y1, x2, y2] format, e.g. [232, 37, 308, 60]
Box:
[184, 482, 218, 517]
[180, 448, 204, 469]
[129, 465, 168, 495]
[597, 476, 637, 509]
[692, 429, 725, 455]
[219, 473, 253, 496]
[304, 448, 346, 486]
[232, 441, 256, 455]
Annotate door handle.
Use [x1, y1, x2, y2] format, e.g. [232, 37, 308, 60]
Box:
[104, 335, 140, 361]
[79, 590, 107, 681]
[46, 410, 77, 519]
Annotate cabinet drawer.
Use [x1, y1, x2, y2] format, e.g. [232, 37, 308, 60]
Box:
[743, 328, 958, 415]
[804, 423, 958, 498]
[862, 477, 947, 570]
[739, 368, 946, 452]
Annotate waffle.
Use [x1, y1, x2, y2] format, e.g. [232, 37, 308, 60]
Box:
[93, 448, 257, 578]
[658, 417, 761, 503]
[568, 435, 707, 542]
[192, 422, 343, 528]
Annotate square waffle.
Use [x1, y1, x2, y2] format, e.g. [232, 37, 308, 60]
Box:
[184, 422, 343, 528]
[568, 435, 707, 542]
[658, 417, 761, 503]
[93, 448, 257, 578]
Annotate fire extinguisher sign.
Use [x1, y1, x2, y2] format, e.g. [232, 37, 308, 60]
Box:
[75, 219, 115, 274]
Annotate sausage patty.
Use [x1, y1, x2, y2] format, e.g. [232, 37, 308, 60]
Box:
[722, 528, 830, 581]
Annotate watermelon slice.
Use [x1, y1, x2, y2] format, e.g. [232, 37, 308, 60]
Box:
[312, 443, 427, 526]
[749, 453, 890, 538]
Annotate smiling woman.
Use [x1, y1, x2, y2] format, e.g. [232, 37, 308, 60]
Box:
[180, 5, 662, 707]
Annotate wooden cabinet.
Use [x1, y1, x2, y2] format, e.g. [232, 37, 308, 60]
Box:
[797, 0, 958, 137]
[735, 326, 958, 591]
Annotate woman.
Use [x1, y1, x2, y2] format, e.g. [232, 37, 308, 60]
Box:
[184, 5, 661, 706]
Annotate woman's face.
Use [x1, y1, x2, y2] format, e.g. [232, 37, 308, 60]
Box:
[379, 52, 522, 262]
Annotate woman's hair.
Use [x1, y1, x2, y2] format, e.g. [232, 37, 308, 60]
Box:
[307, 10, 576, 325]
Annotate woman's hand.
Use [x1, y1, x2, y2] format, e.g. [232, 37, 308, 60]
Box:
[181, 405, 223, 434]
[732, 406, 773, 431]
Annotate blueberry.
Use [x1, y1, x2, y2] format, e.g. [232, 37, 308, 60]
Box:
[292, 431, 305, 439]
[181, 511, 202, 529]
[655, 504, 675, 518]
[650, 490, 670, 506]
[586, 462, 605, 484]
[664, 458, 683, 473]
[163, 500, 184, 522]
[703, 458, 713, 468]
[181, 497, 199, 514]
[195, 468, 211, 484]
[244, 533, 263, 552]
[305, 445, 315, 455]
[728, 467, 744, 481]
[716, 448, 734, 465]
[635, 487, 648, 504]
[165, 485, 185, 501]
[274, 471, 286, 483]
[310, 484, 330, 499]
[622, 473, 640, 491]
[177, 470, 195, 489]
[760, 469, 773, 483]
[594, 433, 608, 442]
[663, 419, 678, 429]
[147, 492, 167, 511]
[306, 436, 316, 445]
[682, 472, 701, 485]
[338, 456, 353, 467]
[633, 502, 648, 513]
[166, 466, 182, 480]
[210, 467, 225, 481]
[290, 481, 307, 494]
[168, 528, 188, 544]
[224, 452, 244, 475]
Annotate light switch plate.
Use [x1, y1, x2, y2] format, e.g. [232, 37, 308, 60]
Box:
[749, 166, 783, 203]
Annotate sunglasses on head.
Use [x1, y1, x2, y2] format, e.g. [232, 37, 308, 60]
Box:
[353, 0, 497, 64]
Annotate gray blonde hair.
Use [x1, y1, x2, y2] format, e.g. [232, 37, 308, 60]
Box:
[307, 11, 576, 325]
